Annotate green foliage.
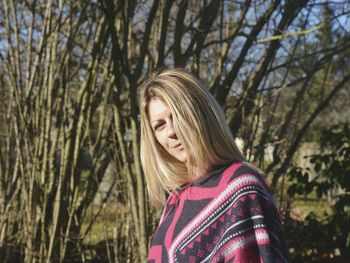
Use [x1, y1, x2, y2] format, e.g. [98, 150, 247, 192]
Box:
[287, 123, 350, 260]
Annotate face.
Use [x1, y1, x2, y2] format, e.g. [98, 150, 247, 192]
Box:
[148, 98, 187, 163]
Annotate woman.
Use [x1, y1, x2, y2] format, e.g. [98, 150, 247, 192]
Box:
[138, 68, 289, 263]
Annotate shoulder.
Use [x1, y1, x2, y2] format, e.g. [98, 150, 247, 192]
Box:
[194, 161, 268, 189]
[213, 161, 270, 193]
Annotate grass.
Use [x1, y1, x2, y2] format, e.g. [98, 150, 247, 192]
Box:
[81, 203, 122, 245]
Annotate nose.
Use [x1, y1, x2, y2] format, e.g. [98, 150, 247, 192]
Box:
[167, 121, 176, 138]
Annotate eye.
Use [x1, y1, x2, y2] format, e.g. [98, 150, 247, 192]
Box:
[154, 122, 165, 131]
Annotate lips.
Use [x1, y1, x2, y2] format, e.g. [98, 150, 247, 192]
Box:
[172, 142, 182, 149]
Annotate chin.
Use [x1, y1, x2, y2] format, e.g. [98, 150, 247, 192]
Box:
[177, 155, 187, 163]
[170, 150, 187, 163]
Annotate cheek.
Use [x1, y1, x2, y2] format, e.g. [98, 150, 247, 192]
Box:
[155, 132, 168, 149]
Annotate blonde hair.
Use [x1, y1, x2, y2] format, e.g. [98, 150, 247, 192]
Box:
[138, 68, 245, 209]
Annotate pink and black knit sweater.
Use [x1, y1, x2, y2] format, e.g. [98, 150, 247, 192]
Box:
[147, 161, 289, 263]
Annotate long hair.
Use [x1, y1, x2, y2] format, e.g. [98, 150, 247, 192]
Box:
[138, 68, 245, 209]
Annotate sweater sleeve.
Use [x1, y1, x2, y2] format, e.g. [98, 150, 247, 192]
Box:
[209, 170, 289, 263]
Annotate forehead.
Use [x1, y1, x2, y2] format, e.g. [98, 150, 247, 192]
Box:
[148, 98, 171, 123]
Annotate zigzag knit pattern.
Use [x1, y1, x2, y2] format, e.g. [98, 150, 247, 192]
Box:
[147, 161, 289, 263]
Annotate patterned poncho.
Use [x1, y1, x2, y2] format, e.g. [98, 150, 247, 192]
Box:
[147, 161, 289, 263]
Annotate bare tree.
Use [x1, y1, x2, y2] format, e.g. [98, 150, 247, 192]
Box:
[0, 1, 112, 262]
